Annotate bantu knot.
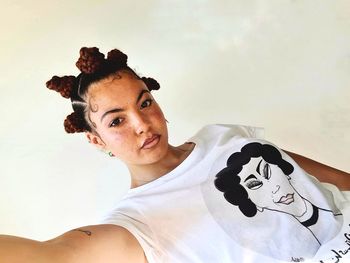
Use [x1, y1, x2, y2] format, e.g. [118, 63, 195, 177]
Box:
[76, 47, 105, 74]
[46, 75, 76, 99]
[64, 112, 86, 133]
[107, 49, 128, 66]
[142, 77, 160, 91]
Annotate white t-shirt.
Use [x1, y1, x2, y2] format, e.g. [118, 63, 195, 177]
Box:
[102, 124, 350, 263]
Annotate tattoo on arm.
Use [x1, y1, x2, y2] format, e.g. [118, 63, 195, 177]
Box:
[73, 229, 92, 236]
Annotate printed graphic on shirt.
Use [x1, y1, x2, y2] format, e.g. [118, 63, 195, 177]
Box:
[215, 142, 343, 245]
[201, 140, 344, 261]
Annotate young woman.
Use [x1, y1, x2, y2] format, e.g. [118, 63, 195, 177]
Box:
[0, 47, 349, 263]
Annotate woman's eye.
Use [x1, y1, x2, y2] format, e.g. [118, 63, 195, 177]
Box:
[109, 118, 123, 127]
[246, 180, 263, 190]
[263, 163, 271, 180]
[141, 99, 153, 109]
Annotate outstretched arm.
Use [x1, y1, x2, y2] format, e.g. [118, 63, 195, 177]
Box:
[0, 225, 147, 263]
[285, 150, 350, 191]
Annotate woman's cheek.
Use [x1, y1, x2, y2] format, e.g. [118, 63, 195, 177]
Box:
[102, 130, 126, 148]
[112, 132, 129, 144]
[151, 107, 166, 122]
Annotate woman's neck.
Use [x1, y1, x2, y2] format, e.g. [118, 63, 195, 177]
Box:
[128, 142, 195, 188]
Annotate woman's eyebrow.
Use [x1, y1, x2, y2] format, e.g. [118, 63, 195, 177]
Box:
[136, 89, 150, 104]
[100, 89, 150, 123]
[100, 108, 123, 122]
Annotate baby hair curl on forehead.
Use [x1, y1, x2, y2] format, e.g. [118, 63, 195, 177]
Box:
[46, 47, 160, 134]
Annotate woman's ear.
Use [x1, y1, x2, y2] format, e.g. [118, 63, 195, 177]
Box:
[86, 132, 106, 150]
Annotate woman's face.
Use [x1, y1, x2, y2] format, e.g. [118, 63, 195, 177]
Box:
[86, 71, 169, 166]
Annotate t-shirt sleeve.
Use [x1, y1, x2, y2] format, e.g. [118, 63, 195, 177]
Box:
[100, 211, 162, 263]
[215, 123, 265, 139]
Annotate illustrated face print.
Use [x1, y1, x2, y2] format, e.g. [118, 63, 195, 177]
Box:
[238, 157, 306, 215]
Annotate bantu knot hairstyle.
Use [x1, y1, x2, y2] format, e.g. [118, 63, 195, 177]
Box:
[46, 75, 76, 99]
[64, 112, 87, 133]
[214, 142, 294, 217]
[142, 77, 160, 91]
[107, 49, 128, 66]
[46, 47, 161, 133]
[76, 47, 105, 74]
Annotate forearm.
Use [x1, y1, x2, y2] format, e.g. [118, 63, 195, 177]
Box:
[1, 225, 147, 263]
[285, 151, 350, 191]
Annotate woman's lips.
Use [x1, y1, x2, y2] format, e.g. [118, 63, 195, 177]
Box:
[141, 135, 160, 149]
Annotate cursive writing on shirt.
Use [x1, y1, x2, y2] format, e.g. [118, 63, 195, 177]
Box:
[319, 225, 350, 263]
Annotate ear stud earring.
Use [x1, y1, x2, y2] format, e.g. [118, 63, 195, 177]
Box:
[108, 151, 115, 157]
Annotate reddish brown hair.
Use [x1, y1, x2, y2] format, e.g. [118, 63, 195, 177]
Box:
[46, 47, 160, 133]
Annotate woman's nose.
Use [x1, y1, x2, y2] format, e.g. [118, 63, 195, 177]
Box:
[133, 112, 151, 135]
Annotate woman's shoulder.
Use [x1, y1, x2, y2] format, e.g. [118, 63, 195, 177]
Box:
[191, 123, 265, 142]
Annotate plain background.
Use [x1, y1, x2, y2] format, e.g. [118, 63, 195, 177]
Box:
[0, 0, 349, 240]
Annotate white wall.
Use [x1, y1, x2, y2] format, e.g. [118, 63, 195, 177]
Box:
[0, 0, 349, 240]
